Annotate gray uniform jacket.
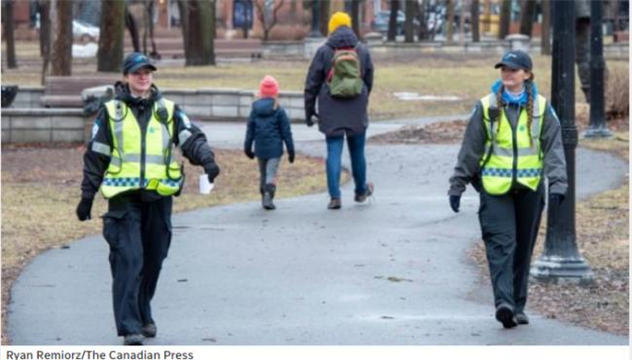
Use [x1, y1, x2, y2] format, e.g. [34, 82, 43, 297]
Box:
[448, 100, 568, 197]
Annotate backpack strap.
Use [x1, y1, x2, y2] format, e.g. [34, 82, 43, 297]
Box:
[480, 94, 501, 170]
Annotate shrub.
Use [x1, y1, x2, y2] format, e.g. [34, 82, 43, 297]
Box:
[605, 67, 629, 119]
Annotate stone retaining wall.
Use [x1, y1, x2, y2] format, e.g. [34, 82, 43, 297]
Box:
[2, 108, 89, 143]
[1, 89, 306, 144]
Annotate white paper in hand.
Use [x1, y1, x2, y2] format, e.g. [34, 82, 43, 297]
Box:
[199, 174, 215, 194]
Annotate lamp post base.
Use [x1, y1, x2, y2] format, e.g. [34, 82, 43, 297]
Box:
[531, 256, 593, 285]
[582, 126, 614, 139]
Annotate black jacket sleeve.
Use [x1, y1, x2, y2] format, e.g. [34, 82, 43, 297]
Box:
[361, 46, 374, 95]
[173, 105, 217, 167]
[80, 107, 112, 200]
[278, 108, 295, 153]
[540, 103, 568, 195]
[304, 47, 326, 118]
[244, 109, 255, 151]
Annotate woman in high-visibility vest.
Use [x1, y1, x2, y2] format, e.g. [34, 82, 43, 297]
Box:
[448, 50, 568, 328]
[77, 53, 221, 345]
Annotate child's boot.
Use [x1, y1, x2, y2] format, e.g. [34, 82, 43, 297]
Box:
[262, 184, 276, 210]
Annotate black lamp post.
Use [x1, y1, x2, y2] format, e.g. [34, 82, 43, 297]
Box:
[583, 0, 613, 139]
[531, 0, 593, 284]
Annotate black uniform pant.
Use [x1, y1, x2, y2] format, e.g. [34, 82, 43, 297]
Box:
[478, 185, 545, 312]
[102, 193, 173, 336]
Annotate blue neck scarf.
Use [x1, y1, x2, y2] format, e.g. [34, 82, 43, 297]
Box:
[490, 79, 539, 106]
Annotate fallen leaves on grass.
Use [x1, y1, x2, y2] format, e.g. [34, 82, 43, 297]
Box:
[369, 120, 468, 145]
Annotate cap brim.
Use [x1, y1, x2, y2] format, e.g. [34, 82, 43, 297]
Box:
[494, 61, 523, 70]
[126, 63, 157, 74]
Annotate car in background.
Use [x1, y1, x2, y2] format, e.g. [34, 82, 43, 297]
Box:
[73, 20, 100, 42]
[371, 10, 419, 35]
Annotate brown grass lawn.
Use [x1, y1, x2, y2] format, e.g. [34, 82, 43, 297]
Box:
[3, 41, 627, 120]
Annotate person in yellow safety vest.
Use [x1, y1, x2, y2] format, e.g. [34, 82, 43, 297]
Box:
[448, 50, 568, 329]
[76, 53, 221, 345]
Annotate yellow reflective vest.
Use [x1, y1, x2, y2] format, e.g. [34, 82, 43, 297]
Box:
[479, 93, 547, 195]
[100, 98, 183, 199]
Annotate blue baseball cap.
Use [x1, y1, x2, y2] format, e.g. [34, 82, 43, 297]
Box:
[494, 50, 533, 71]
[123, 52, 157, 75]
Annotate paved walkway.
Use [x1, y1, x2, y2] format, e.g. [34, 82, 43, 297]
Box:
[7, 117, 628, 345]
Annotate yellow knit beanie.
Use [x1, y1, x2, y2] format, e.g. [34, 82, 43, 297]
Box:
[328, 12, 352, 35]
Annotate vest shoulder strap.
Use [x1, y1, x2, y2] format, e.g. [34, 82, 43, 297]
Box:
[104, 99, 127, 122]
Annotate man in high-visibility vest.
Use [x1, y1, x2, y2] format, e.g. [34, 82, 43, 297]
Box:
[76, 53, 220, 345]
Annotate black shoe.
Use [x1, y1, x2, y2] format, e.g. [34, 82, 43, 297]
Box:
[515, 312, 529, 325]
[141, 322, 157, 338]
[124, 334, 143, 345]
[495, 304, 518, 329]
[328, 198, 341, 210]
[354, 182, 374, 203]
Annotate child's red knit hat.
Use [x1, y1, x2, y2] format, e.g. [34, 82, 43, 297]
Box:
[259, 75, 279, 97]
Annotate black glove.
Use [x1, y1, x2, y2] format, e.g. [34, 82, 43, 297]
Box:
[549, 193, 565, 207]
[244, 148, 255, 160]
[204, 162, 221, 183]
[76, 197, 93, 221]
[288, 150, 295, 164]
[449, 195, 461, 213]
[305, 111, 318, 127]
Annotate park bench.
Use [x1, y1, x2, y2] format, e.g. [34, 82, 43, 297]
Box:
[41, 75, 121, 108]
[125, 39, 263, 59]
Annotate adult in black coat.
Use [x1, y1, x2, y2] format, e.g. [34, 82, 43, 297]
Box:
[304, 12, 375, 209]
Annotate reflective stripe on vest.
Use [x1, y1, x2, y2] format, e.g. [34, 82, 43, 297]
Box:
[480, 93, 547, 195]
[100, 98, 183, 199]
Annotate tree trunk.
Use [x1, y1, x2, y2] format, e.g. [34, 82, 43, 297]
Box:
[459, 0, 466, 44]
[499, 0, 511, 39]
[404, 0, 415, 43]
[97, 0, 125, 72]
[39, 0, 51, 58]
[417, 0, 427, 41]
[2, 0, 18, 69]
[351, 0, 361, 38]
[387, 0, 399, 41]
[471, 0, 480, 42]
[519, 0, 536, 36]
[126, 6, 141, 52]
[51, 0, 73, 76]
[182, 0, 215, 66]
[39, 0, 51, 84]
[319, 0, 330, 36]
[446, 0, 455, 43]
[143, 0, 159, 58]
[541, 0, 551, 54]
[178, 0, 191, 60]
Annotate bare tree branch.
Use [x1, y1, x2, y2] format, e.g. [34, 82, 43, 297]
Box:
[254, 0, 285, 41]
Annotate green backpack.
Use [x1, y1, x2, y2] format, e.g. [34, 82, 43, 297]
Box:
[327, 45, 363, 98]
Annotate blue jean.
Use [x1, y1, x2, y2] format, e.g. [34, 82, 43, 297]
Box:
[325, 131, 368, 199]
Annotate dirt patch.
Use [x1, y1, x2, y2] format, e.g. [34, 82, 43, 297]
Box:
[1, 144, 330, 345]
[369, 120, 468, 145]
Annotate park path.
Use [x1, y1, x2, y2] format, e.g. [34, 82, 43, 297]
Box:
[7, 117, 628, 345]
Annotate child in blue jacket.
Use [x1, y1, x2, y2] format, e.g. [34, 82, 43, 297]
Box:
[244, 75, 295, 210]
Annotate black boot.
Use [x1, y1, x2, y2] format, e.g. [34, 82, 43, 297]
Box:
[262, 184, 276, 210]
